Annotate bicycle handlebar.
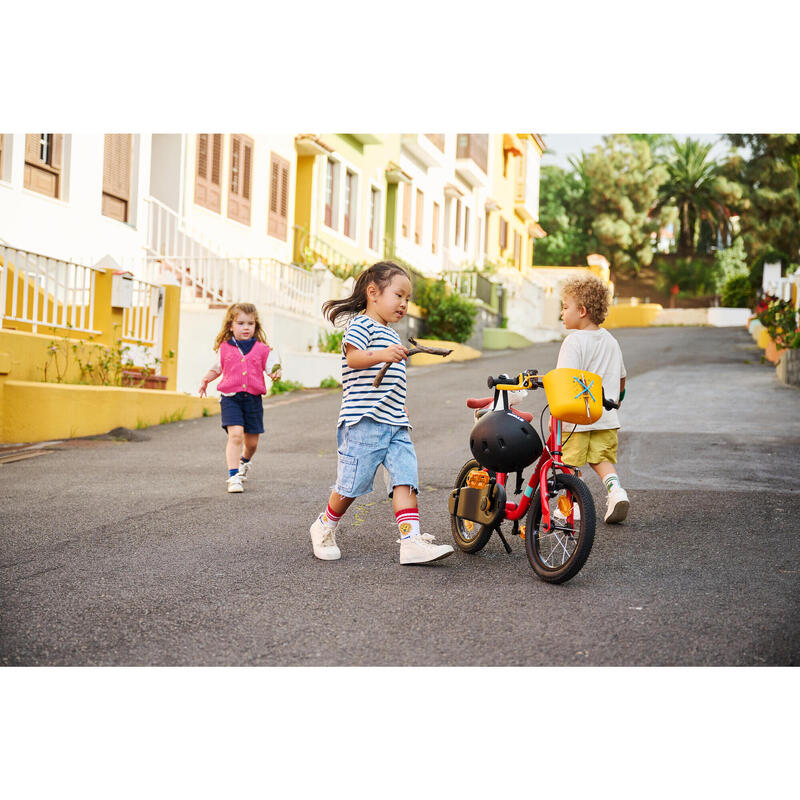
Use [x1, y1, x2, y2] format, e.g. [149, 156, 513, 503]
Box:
[486, 370, 621, 410]
[486, 370, 540, 391]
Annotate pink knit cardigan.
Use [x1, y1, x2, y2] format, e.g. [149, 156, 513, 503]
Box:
[217, 340, 271, 395]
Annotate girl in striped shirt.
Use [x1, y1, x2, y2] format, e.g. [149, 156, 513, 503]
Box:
[309, 261, 454, 565]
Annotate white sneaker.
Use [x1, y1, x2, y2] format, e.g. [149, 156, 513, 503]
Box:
[398, 533, 454, 565]
[227, 474, 244, 493]
[310, 517, 342, 560]
[237, 460, 251, 480]
[604, 487, 629, 523]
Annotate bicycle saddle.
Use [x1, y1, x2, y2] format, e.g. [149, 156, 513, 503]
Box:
[466, 397, 534, 423]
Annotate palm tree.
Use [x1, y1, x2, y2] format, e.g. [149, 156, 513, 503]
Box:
[651, 138, 732, 258]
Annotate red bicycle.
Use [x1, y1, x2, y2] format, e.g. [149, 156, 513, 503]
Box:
[448, 368, 618, 584]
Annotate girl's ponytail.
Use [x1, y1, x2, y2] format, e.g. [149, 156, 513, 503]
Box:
[322, 261, 410, 326]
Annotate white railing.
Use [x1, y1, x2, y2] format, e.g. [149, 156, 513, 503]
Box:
[121, 276, 165, 353]
[144, 196, 222, 260]
[0, 245, 102, 335]
[141, 256, 318, 318]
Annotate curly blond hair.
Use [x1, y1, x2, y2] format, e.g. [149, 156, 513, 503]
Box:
[561, 275, 611, 325]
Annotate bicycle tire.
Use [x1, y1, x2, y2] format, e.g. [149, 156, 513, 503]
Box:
[450, 459, 496, 553]
[525, 472, 595, 584]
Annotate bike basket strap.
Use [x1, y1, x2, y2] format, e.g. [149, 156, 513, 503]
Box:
[542, 368, 603, 424]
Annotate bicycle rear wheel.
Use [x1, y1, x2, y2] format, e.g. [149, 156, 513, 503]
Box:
[525, 472, 595, 584]
[450, 459, 495, 553]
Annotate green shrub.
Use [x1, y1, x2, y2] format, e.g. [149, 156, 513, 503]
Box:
[720, 274, 755, 308]
[270, 378, 304, 395]
[318, 329, 344, 353]
[713, 238, 748, 293]
[320, 376, 341, 389]
[413, 278, 477, 344]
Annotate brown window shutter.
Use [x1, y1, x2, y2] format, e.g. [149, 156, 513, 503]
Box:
[344, 170, 357, 239]
[228, 134, 253, 225]
[24, 133, 62, 198]
[402, 182, 412, 238]
[499, 218, 508, 250]
[25, 134, 41, 164]
[102, 134, 132, 222]
[268, 152, 290, 241]
[414, 189, 423, 245]
[464, 206, 470, 252]
[514, 231, 521, 265]
[325, 158, 336, 229]
[455, 199, 462, 246]
[484, 215, 489, 254]
[195, 134, 221, 213]
[50, 134, 63, 170]
[432, 202, 440, 254]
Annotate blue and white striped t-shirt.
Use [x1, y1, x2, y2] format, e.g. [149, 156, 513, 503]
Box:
[337, 314, 410, 428]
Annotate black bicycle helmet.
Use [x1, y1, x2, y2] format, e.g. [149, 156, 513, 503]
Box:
[470, 409, 543, 473]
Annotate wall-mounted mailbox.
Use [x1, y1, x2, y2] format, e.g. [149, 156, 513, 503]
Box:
[111, 270, 134, 308]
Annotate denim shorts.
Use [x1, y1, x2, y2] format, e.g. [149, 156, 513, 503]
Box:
[220, 392, 264, 434]
[334, 417, 418, 499]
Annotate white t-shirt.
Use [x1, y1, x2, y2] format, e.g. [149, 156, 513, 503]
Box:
[556, 328, 626, 431]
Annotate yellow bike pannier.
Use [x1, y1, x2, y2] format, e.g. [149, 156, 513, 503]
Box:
[542, 368, 603, 424]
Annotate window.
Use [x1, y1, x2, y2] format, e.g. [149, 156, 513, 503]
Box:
[101, 134, 132, 222]
[228, 134, 253, 225]
[454, 199, 462, 247]
[464, 206, 470, 252]
[195, 134, 222, 213]
[456, 134, 489, 174]
[414, 189, 424, 245]
[499, 217, 508, 250]
[369, 187, 381, 251]
[513, 230, 521, 266]
[24, 133, 64, 198]
[432, 202, 440, 254]
[484, 214, 490, 254]
[268, 152, 290, 241]
[344, 169, 357, 238]
[325, 158, 338, 230]
[401, 181, 412, 238]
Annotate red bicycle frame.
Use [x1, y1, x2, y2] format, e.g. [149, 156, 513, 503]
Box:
[493, 415, 576, 532]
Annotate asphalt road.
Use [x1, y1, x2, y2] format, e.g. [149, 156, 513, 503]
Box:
[2, 326, 799, 665]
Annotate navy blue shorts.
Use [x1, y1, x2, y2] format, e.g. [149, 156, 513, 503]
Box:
[220, 392, 264, 434]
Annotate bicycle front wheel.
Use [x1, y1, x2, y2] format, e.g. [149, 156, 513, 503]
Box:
[525, 472, 595, 584]
[450, 459, 496, 553]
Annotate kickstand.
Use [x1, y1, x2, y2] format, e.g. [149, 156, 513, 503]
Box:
[495, 527, 512, 554]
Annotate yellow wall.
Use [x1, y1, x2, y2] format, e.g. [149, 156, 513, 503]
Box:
[1, 380, 217, 442]
[0, 289, 196, 443]
[487, 134, 533, 270]
[603, 303, 664, 329]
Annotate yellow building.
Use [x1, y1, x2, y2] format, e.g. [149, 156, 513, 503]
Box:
[485, 134, 546, 271]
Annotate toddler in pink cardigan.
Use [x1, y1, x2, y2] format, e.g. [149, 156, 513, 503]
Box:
[199, 303, 281, 493]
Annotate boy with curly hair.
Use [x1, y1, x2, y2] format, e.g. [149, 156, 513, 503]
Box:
[557, 274, 629, 523]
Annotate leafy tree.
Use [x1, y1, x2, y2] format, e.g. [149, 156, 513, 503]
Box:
[651, 138, 740, 259]
[722, 134, 800, 272]
[713, 236, 748, 292]
[579, 135, 667, 274]
[534, 165, 593, 265]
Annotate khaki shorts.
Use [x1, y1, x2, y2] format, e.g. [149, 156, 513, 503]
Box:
[561, 428, 619, 467]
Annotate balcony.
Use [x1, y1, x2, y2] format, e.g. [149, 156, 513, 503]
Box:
[401, 133, 445, 169]
[455, 134, 488, 188]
